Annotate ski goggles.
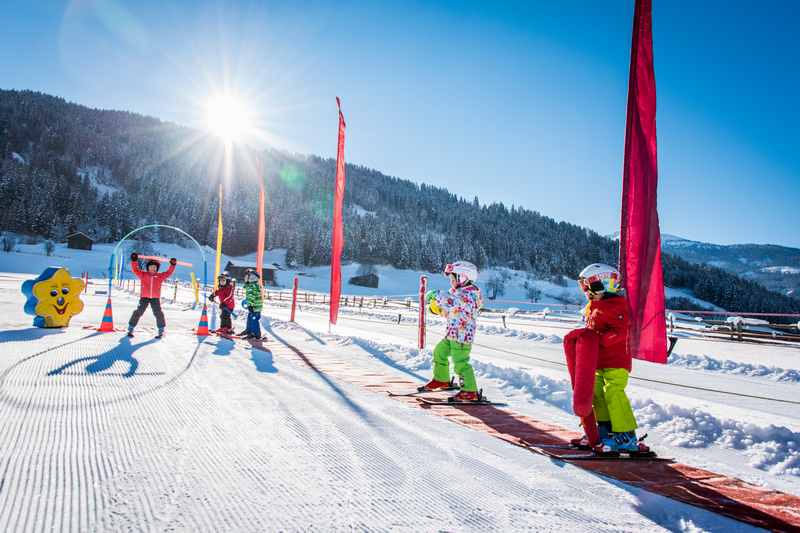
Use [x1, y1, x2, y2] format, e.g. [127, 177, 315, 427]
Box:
[579, 274, 618, 294]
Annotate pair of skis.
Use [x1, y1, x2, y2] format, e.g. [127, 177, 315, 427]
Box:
[389, 384, 665, 461]
[527, 442, 670, 462]
[213, 331, 266, 348]
[388, 382, 505, 406]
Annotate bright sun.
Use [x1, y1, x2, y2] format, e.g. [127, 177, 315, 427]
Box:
[205, 93, 252, 143]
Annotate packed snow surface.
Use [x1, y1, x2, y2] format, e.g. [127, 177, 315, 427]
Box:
[0, 273, 759, 532]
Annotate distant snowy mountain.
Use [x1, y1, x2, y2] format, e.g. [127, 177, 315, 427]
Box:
[609, 232, 800, 299]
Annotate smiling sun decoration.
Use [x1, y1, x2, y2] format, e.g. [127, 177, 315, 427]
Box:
[22, 267, 85, 328]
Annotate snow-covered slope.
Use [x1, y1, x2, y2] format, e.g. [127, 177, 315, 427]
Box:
[0, 273, 757, 531]
[0, 242, 720, 311]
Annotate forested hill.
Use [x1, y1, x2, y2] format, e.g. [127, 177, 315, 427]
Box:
[1, 89, 798, 315]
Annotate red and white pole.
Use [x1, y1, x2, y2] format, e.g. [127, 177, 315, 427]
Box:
[418, 275, 427, 349]
[290, 276, 299, 322]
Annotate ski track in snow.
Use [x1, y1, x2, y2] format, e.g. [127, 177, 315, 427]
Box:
[282, 318, 800, 480]
[668, 352, 800, 383]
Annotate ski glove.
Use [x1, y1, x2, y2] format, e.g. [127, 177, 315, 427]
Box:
[169, 257, 177, 266]
[131, 252, 138, 262]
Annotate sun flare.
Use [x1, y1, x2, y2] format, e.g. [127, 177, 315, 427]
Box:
[205, 93, 252, 143]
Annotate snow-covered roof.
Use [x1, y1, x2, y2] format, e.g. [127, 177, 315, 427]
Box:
[65, 232, 94, 241]
[224, 259, 280, 270]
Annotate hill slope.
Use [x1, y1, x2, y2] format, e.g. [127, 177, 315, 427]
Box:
[1, 89, 799, 315]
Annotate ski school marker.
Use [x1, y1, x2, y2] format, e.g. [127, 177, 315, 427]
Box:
[418, 275, 426, 349]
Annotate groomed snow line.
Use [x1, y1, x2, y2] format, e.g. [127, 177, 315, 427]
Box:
[2, 264, 800, 531]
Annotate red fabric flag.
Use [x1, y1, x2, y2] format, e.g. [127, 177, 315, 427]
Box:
[256, 158, 266, 290]
[329, 97, 347, 325]
[619, 0, 667, 364]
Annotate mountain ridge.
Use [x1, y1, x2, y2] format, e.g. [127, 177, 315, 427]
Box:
[1, 88, 799, 315]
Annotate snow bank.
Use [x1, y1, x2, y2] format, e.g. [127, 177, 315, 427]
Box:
[634, 400, 800, 476]
[477, 324, 562, 343]
[668, 353, 800, 383]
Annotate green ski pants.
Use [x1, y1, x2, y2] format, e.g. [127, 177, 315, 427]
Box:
[593, 368, 637, 433]
[432, 339, 478, 392]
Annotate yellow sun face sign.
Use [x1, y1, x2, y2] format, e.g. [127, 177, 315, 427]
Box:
[22, 267, 85, 328]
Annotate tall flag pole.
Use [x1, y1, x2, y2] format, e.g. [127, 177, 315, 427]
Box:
[619, 0, 667, 364]
[256, 157, 266, 291]
[214, 183, 224, 290]
[329, 97, 347, 327]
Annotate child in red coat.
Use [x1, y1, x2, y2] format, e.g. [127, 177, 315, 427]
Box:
[127, 252, 177, 338]
[208, 272, 236, 335]
[564, 263, 647, 455]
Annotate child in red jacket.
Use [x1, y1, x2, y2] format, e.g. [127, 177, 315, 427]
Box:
[208, 272, 236, 335]
[564, 263, 647, 455]
[127, 252, 177, 338]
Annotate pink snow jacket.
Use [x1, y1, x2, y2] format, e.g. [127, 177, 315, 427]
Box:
[434, 284, 483, 344]
[131, 260, 176, 299]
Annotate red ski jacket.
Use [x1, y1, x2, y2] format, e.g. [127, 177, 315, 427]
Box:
[210, 283, 235, 310]
[585, 293, 631, 371]
[131, 260, 176, 299]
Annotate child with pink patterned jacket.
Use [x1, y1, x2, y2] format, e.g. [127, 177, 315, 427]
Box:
[420, 261, 484, 402]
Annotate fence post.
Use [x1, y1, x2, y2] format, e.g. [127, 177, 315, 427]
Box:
[418, 275, 427, 349]
[290, 276, 299, 322]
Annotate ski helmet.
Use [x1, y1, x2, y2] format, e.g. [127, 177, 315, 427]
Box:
[145, 259, 160, 271]
[217, 272, 229, 285]
[578, 263, 621, 294]
[444, 261, 478, 286]
[244, 268, 260, 282]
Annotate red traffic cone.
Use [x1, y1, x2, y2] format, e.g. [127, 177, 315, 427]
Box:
[98, 297, 115, 332]
[196, 304, 209, 336]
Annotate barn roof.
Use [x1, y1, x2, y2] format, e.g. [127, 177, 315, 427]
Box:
[65, 232, 94, 241]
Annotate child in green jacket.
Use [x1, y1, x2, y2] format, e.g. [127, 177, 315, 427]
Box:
[238, 269, 264, 339]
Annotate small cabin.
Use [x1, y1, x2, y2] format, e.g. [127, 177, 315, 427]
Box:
[349, 273, 379, 288]
[66, 232, 93, 251]
[223, 260, 277, 286]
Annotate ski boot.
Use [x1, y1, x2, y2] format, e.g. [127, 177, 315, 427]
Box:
[570, 421, 611, 450]
[418, 379, 453, 392]
[155, 328, 164, 339]
[126, 328, 134, 338]
[449, 390, 481, 402]
[594, 431, 655, 457]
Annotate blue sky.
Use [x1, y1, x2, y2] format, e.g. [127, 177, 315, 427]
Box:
[2, 0, 798, 247]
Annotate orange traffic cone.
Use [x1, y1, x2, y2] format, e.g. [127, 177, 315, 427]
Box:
[98, 297, 115, 332]
[196, 304, 209, 336]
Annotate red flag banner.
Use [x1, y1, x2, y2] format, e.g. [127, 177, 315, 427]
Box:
[619, 0, 667, 364]
[256, 158, 266, 290]
[329, 97, 347, 325]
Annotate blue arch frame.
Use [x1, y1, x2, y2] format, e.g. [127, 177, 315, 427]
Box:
[108, 224, 208, 299]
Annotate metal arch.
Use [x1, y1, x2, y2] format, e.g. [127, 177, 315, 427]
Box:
[108, 224, 208, 298]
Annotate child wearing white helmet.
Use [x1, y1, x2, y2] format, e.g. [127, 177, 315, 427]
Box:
[422, 261, 484, 402]
[564, 263, 650, 456]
